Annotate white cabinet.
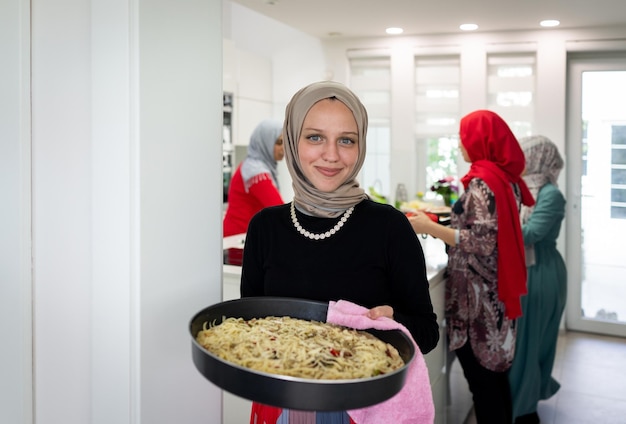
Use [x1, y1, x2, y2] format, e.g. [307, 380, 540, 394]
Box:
[223, 41, 274, 147]
[233, 49, 272, 146]
[236, 49, 272, 101]
[223, 39, 237, 95]
[424, 274, 447, 424]
[234, 97, 273, 146]
[222, 264, 253, 424]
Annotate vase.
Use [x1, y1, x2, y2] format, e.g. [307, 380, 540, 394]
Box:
[442, 193, 452, 207]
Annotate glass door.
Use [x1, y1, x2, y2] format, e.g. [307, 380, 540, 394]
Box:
[566, 53, 626, 337]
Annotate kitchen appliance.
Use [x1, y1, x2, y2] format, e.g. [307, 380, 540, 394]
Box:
[223, 92, 233, 203]
[189, 297, 415, 411]
[223, 247, 243, 266]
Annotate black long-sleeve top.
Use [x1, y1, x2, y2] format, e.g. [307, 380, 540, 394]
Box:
[240, 198, 439, 354]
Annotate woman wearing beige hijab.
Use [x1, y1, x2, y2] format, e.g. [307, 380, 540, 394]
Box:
[241, 81, 439, 423]
[509, 136, 567, 424]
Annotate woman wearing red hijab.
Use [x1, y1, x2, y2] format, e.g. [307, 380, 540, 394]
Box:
[409, 110, 534, 423]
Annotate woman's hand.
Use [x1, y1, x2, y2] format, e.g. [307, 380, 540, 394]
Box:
[408, 210, 458, 246]
[407, 211, 435, 235]
[367, 305, 394, 320]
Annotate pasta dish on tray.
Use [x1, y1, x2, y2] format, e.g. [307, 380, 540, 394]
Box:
[196, 316, 405, 380]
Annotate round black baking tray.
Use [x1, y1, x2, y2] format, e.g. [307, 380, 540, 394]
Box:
[190, 296, 415, 411]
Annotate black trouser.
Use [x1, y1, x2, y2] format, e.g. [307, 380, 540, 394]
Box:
[455, 341, 513, 424]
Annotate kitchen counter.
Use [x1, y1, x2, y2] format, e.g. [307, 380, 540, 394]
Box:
[419, 234, 449, 283]
[221, 234, 450, 424]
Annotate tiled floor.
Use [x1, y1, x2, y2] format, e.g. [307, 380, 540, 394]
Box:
[447, 331, 626, 424]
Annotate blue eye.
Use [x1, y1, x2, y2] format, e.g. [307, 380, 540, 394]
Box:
[339, 137, 356, 145]
[307, 134, 322, 142]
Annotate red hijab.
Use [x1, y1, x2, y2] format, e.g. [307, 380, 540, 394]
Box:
[459, 110, 535, 319]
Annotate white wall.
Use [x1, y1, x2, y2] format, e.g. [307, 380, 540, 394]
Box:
[0, 1, 32, 423]
[2, 0, 224, 423]
[136, 0, 223, 421]
[31, 2, 93, 421]
[91, 1, 133, 420]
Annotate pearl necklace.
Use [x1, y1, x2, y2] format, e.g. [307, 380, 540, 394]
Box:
[290, 202, 354, 240]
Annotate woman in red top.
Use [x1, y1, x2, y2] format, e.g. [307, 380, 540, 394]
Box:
[223, 119, 285, 237]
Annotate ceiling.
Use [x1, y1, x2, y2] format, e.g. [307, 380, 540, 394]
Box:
[231, 0, 626, 39]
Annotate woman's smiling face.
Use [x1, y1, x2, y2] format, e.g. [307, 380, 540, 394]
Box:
[297, 98, 359, 192]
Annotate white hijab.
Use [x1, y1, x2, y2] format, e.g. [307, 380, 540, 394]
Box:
[241, 119, 283, 192]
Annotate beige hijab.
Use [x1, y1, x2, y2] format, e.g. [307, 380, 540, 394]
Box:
[283, 81, 368, 218]
[519, 135, 564, 224]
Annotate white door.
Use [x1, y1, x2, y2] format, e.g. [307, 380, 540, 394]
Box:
[566, 53, 626, 337]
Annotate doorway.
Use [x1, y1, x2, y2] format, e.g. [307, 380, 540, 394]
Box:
[566, 53, 626, 337]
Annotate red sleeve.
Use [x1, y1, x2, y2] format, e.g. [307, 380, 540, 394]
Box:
[247, 175, 284, 207]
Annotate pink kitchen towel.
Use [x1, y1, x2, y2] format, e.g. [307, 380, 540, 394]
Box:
[326, 300, 435, 424]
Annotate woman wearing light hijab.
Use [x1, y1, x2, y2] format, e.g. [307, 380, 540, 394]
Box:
[241, 81, 439, 424]
[409, 110, 535, 424]
[223, 119, 285, 237]
[508, 136, 567, 424]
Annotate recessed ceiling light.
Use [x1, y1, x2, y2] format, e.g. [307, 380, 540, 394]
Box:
[459, 23, 478, 31]
[540, 19, 560, 27]
[386, 27, 404, 35]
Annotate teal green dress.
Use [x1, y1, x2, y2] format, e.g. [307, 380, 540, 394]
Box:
[508, 183, 567, 419]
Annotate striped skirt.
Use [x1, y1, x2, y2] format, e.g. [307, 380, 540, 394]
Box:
[250, 403, 357, 424]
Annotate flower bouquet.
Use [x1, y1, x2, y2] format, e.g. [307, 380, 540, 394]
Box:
[430, 176, 458, 207]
